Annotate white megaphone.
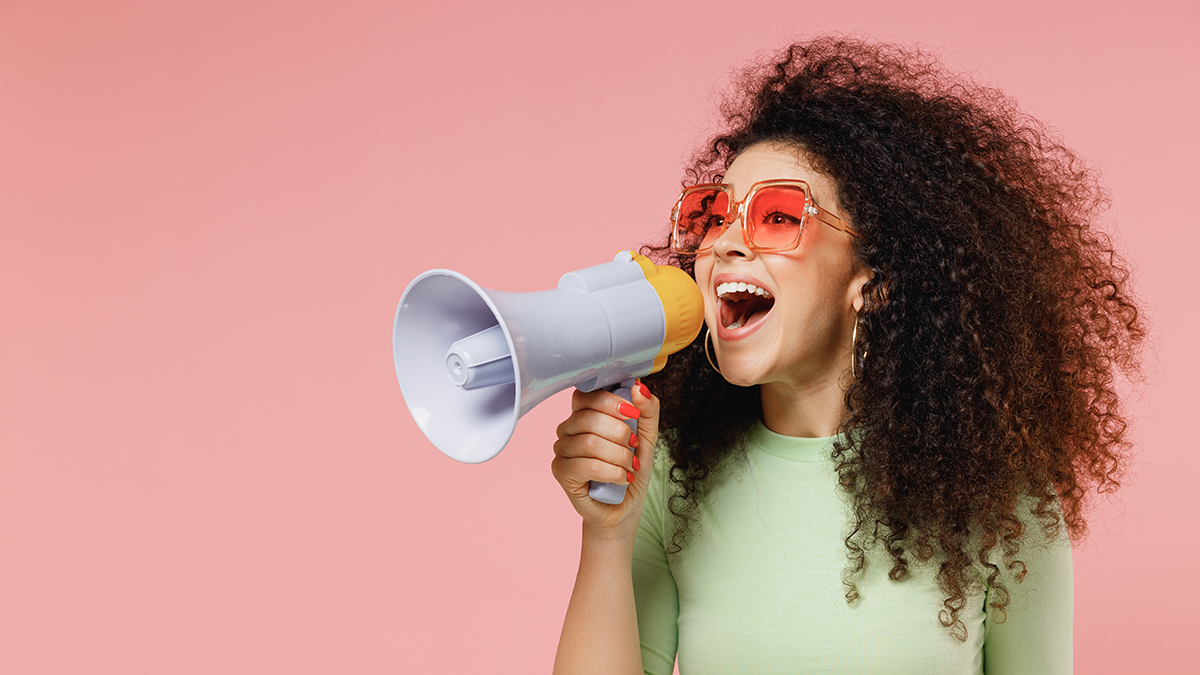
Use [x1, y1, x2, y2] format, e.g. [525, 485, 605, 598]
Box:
[393, 250, 703, 504]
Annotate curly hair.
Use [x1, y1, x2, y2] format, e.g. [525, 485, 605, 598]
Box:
[641, 36, 1145, 639]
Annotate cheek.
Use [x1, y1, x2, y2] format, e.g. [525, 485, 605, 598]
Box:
[693, 257, 715, 296]
[692, 256, 718, 320]
[769, 255, 852, 323]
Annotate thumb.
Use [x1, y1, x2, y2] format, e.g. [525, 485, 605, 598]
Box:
[630, 379, 661, 451]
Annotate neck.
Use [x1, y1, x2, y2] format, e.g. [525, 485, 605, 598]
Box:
[759, 374, 850, 438]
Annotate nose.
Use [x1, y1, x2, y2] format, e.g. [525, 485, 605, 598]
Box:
[711, 213, 754, 260]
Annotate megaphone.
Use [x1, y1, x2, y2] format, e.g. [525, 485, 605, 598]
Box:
[393, 251, 703, 504]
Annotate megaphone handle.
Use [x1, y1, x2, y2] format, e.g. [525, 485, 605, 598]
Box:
[587, 379, 638, 505]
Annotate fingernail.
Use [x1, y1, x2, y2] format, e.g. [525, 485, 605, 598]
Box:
[619, 402, 640, 419]
[638, 382, 650, 399]
[632, 455, 641, 471]
[627, 471, 635, 484]
[630, 433, 638, 448]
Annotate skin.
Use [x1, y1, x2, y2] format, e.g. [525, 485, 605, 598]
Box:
[551, 142, 869, 674]
[696, 142, 871, 438]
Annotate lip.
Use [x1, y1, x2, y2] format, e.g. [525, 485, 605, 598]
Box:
[711, 272, 775, 341]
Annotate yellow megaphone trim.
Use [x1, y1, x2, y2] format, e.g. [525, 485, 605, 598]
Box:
[623, 252, 705, 374]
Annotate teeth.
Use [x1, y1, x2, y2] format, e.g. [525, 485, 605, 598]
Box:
[727, 321, 743, 329]
[716, 282, 773, 299]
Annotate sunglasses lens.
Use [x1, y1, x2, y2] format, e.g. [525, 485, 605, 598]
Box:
[746, 185, 808, 250]
[674, 188, 729, 252]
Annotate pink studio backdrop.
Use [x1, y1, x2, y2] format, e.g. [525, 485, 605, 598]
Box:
[1, 1, 1196, 672]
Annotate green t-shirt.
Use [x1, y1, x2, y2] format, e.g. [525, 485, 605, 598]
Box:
[632, 422, 1072, 674]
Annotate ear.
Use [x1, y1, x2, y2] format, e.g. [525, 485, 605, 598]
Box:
[849, 266, 874, 314]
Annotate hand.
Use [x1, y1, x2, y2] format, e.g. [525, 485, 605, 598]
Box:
[552, 380, 659, 540]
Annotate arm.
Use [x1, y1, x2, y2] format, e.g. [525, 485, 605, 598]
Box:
[555, 524, 644, 675]
[982, 527, 1073, 674]
[630, 449, 680, 675]
[552, 383, 660, 675]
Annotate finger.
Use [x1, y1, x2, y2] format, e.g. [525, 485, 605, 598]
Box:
[570, 387, 644, 423]
[630, 379, 659, 420]
[551, 455, 632, 491]
[569, 388, 608, 413]
[555, 409, 641, 451]
[629, 379, 660, 450]
[554, 422, 637, 467]
[553, 430, 638, 470]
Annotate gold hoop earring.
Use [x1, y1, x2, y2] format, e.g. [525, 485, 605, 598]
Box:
[704, 328, 722, 375]
[851, 315, 860, 380]
[851, 314, 867, 380]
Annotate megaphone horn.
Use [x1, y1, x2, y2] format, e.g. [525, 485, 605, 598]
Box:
[393, 251, 703, 504]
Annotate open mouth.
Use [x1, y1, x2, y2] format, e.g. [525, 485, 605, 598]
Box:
[717, 281, 775, 330]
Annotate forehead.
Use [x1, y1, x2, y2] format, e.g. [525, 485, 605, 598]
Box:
[724, 143, 839, 205]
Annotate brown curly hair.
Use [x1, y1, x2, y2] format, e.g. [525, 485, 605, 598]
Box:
[641, 36, 1145, 639]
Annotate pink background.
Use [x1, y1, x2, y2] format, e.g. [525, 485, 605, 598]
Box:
[2, 1, 1196, 672]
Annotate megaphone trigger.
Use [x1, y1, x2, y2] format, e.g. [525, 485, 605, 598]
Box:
[394, 251, 703, 500]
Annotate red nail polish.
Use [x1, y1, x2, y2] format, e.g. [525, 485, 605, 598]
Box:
[632, 455, 641, 471]
[638, 382, 650, 399]
[619, 402, 641, 419]
[630, 433, 638, 448]
[627, 471, 635, 484]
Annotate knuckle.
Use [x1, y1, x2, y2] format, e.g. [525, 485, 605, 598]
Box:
[584, 458, 624, 483]
[581, 433, 609, 455]
[570, 391, 589, 412]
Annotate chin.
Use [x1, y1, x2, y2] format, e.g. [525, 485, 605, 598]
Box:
[710, 350, 771, 388]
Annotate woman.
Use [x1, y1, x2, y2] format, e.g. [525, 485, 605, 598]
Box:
[551, 36, 1143, 674]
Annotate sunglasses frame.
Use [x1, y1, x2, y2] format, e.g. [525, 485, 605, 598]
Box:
[670, 179, 858, 255]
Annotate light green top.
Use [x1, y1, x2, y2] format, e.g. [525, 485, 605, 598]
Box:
[632, 422, 1072, 675]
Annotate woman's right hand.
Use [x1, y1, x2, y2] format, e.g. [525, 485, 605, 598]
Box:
[552, 380, 659, 541]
